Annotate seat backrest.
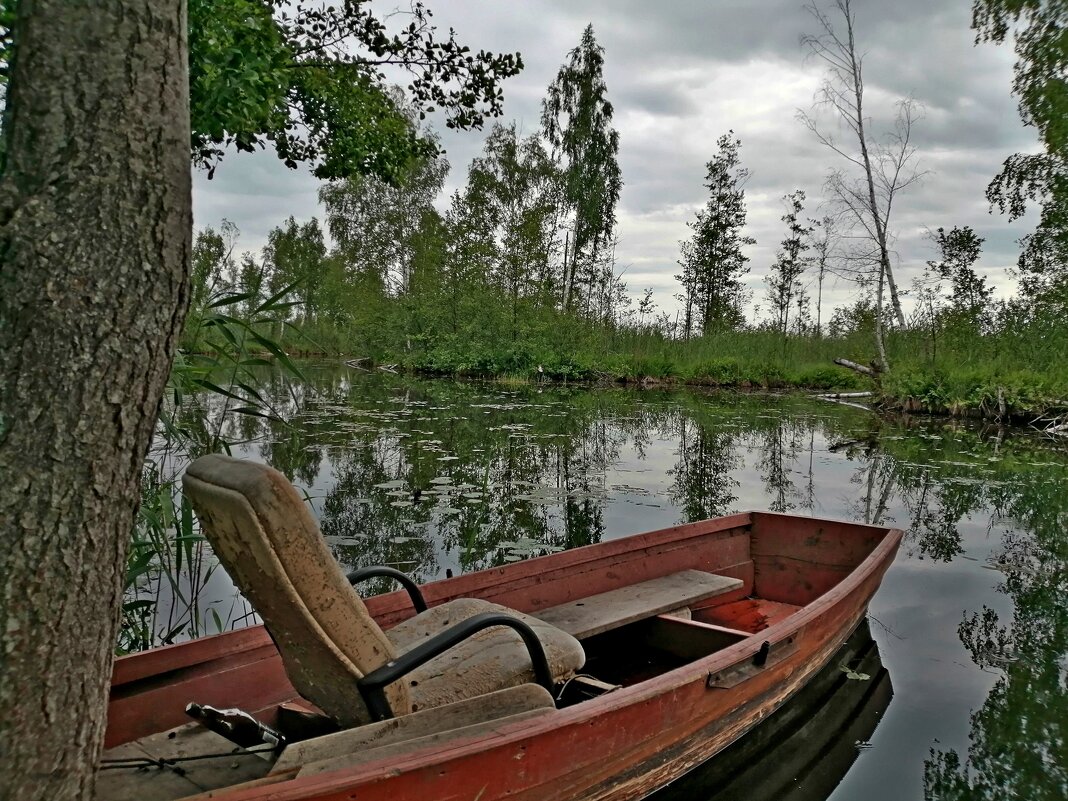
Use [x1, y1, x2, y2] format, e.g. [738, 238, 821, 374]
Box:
[182, 454, 410, 726]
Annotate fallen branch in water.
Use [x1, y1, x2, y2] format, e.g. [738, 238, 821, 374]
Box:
[815, 391, 873, 399]
[828, 438, 875, 453]
[344, 357, 371, 371]
[818, 396, 872, 412]
[1046, 420, 1068, 437]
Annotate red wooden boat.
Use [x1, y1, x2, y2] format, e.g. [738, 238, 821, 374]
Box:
[101, 457, 901, 801]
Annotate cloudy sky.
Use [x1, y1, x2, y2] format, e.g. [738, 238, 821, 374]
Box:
[193, 0, 1039, 320]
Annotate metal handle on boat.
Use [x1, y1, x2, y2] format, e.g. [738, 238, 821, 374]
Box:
[357, 612, 555, 722]
[706, 636, 800, 689]
[347, 566, 428, 613]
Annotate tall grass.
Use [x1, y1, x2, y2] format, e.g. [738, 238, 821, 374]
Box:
[118, 286, 304, 653]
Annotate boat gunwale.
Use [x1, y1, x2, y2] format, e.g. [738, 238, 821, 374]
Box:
[176, 512, 903, 799]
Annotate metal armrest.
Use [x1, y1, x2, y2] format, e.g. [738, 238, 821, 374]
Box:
[357, 612, 555, 721]
[346, 566, 427, 613]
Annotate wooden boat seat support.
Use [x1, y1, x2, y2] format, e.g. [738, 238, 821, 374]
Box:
[359, 612, 555, 721]
[534, 570, 744, 639]
[347, 565, 428, 613]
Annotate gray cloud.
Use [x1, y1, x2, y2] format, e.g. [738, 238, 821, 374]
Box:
[196, 0, 1039, 319]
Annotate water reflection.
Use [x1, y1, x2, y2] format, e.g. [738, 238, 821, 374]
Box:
[922, 464, 1068, 801]
[161, 364, 1067, 801]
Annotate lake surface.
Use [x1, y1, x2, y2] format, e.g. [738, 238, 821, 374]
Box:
[162, 364, 1068, 800]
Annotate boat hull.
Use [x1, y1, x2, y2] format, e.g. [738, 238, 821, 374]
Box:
[105, 511, 902, 801]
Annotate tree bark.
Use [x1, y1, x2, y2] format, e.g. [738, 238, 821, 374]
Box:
[0, 3, 190, 800]
[842, 5, 906, 330]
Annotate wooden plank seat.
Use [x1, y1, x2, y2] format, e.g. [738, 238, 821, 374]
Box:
[182, 455, 584, 729]
[272, 684, 555, 775]
[97, 723, 273, 801]
[298, 707, 552, 779]
[533, 569, 743, 639]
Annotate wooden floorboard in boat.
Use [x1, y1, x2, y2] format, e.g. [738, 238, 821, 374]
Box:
[695, 598, 802, 633]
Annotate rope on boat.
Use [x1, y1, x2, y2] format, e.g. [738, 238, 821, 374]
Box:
[99, 745, 277, 772]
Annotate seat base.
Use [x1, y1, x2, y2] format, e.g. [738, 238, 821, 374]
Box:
[388, 598, 584, 712]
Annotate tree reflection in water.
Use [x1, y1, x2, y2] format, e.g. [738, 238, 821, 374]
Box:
[172, 364, 1068, 801]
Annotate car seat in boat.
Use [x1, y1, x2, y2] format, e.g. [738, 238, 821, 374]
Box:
[182, 454, 584, 726]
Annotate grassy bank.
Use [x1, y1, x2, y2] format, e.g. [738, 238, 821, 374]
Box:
[186, 294, 1068, 423]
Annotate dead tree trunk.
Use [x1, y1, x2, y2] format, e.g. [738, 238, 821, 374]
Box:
[834, 358, 879, 377]
[0, 3, 191, 799]
[801, 0, 918, 332]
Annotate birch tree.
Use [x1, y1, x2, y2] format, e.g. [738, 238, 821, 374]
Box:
[800, 0, 925, 366]
[541, 24, 622, 314]
[766, 190, 812, 337]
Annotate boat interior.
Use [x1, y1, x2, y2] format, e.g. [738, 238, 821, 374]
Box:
[99, 455, 892, 800]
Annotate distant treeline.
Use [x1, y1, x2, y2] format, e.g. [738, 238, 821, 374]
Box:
[185, 16, 1068, 422]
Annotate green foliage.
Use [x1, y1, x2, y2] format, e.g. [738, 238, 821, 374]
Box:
[625, 355, 678, 381]
[541, 24, 622, 313]
[121, 276, 306, 652]
[766, 189, 813, 336]
[462, 123, 563, 318]
[189, 221, 238, 311]
[928, 226, 992, 322]
[263, 216, 327, 322]
[691, 359, 745, 386]
[676, 132, 755, 336]
[795, 366, 864, 390]
[119, 466, 215, 654]
[187, 0, 523, 180]
[0, 2, 523, 182]
[321, 148, 448, 296]
[188, 0, 290, 162]
[973, 0, 1068, 296]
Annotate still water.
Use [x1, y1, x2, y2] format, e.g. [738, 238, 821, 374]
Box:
[167, 364, 1067, 800]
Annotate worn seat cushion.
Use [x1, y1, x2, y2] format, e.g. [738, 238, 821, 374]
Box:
[388, 598, 584, 712]
[183, 455, 408, 726]
[184, 454, 585, 727]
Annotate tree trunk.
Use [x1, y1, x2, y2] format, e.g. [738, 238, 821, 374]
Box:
[560, 230, 572, 310]
[834, 358, 878, 377]
[816, 264, 825, 336]
[0, 3, 191, 800]
[874, 257, 890, 371]
[842, 1, 907, 330]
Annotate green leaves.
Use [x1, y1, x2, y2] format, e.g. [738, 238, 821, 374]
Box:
[188, 0, 522, 182]
[189, 0, 291, 170]
[838, 662, 871, 681]
[973, 1, 1068, 294]
[541, 24, 622, 310]
[677, 133, 755, 336]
